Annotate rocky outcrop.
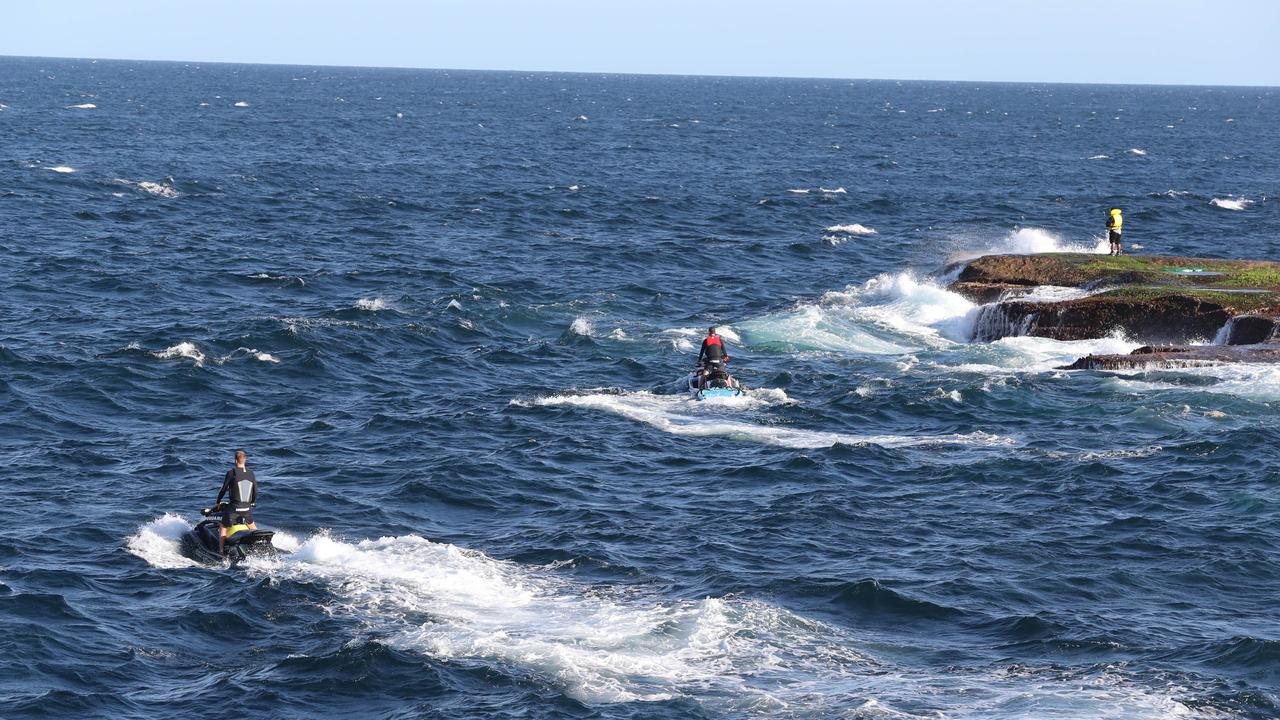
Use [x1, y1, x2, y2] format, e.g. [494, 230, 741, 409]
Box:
[951, 253, 1280, 345]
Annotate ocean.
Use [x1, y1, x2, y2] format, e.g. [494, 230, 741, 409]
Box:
[1, 56, 1278, 719]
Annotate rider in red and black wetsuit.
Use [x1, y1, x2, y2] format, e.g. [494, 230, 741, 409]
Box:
[696, 327, 730, 389]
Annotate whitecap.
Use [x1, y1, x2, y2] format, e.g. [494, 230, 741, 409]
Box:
[233, 100, 250, 107]
[45, 165, 76, 173]
[825, 223, 877, 235]
[819, 186, 847, 194]
[1087, 154, 1109, 160]
[1210, 197, 1252, 211]
[786, 188, 810, 194]
[67, 103, 96, 109]
[137, 181, 179, 198]
[1128, 148, 1147, 156]
[355, 297, 387, 311]
[569, 316, 593, 336]
[154, 341, 206, 366]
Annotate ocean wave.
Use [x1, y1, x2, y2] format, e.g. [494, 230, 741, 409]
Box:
[741, 271, 978, 355]
[45, 165, 76, 173]
[952, 227, 1109, 262]
[819, 186, 847, 194]
[146, 342, 279, 366]
[137, 181, 179, 198]
[66, 103, 96, 109]
[247, 272, 305, 286]
[153, 341, 206, 366]
[1128, 148, 1148, 156]
[1210, 197, 1253, 211]
[234, 100, 250, 107]
[1087, 154, 1109, 160]
[569, 316, 593, 336]
[355, 297, 387, 311]
[825, 223, 877, 235]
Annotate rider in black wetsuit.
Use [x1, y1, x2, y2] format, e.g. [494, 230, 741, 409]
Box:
[696, 327, 730, 389]
[215, 449, 258, 553]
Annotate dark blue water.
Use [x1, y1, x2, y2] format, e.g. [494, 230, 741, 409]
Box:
[2, 57, 1279, 719]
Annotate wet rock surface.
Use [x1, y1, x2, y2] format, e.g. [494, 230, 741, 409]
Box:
[951, 253, 1280, 367]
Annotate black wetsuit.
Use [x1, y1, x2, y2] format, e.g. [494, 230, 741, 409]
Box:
[216, 466, 258, 527]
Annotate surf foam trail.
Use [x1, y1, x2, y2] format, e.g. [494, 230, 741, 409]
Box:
[526, 391, 1011, 450]
[128, 520, 1218, 718]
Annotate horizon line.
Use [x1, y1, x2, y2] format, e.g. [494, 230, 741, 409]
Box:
[3, 53, 1278, 91]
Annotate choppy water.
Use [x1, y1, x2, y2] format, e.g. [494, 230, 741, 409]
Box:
[2, 57, 1279, 719]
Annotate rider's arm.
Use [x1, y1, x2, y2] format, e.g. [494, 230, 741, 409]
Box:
[215, 471, 231, 504]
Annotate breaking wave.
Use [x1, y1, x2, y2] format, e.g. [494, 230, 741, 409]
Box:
[825, 223, 877, 235]
[1210, 197, 1253, 211]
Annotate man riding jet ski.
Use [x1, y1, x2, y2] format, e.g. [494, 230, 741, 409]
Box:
[180, 449, 277, 564]
[691, 327, 745, 399]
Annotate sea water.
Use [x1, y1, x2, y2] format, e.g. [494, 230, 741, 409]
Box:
[1, 58, 1279, 718]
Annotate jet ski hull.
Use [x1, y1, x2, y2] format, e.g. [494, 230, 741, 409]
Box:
[688, 369, 746, 400]
[180, 519, 278, 565]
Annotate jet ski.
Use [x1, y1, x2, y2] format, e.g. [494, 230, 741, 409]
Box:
[180, 504, 279, 565]
[689, 359, 746, 400]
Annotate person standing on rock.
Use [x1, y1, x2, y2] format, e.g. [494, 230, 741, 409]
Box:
[1107, 207, 1124, 255]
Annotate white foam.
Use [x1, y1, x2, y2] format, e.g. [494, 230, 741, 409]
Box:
[227, 347, 280, 363]
[1088, 154, 1110, 160]
[154, 341, 206, 366]
[137, 181, 179, 198]
[248, 273, 304, 285]
[126, 514, 198, 568]
[130, 520, 1216, 717]
[944, 331, 1142, 375]
[1210, 197, 1252, 211]
[1105, 363, 1280, 401]
[786, 188, 810, 194]
[67, 103, 96, 109]
[819, 187, 847, 194]
[954, 227, 1109, 262]
[1128, 148, 1148, 156]
[1016, 285, 1093, 303]
[45, 165, 76, 173]
[355, 297, 387, 311]
[825, 223, 877, 235]
[569, 316, 593, 336]
[528, 391, 1010, 450]
[234, 100, 250, 107]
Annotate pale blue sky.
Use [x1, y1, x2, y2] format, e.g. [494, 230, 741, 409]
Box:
[3, 0, 1278, 86]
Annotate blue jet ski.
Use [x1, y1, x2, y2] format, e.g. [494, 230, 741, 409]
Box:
[689, 359, 746, 400]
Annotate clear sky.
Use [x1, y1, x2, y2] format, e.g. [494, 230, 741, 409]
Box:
[3, 0, 1278, 86]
